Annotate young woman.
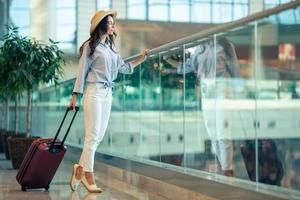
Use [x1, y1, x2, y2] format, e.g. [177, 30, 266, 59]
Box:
[69, 10, 148, 193]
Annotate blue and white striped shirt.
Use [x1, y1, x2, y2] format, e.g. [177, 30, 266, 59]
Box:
[177, 41, 239, 79]
[73, 41, 133, 94]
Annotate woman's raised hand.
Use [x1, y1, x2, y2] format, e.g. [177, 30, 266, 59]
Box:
[141, 48, 149, 61]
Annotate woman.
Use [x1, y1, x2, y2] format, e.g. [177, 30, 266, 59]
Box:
[69, 10, 149, 193]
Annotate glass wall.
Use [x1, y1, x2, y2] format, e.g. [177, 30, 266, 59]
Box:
[9, 0, 30, 36]
[4, 2, 300, 199]
[256, 7, 300, 193]
[56, 0, 76, 50]
[97, 0, 249, 23]
[9, 0, 296, 53]
[264, 0, 293, 9]
[9, 0, 76, 51]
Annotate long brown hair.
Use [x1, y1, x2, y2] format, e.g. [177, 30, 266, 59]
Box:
[218, 37, 232, 58]
[79, 15, 117, 58]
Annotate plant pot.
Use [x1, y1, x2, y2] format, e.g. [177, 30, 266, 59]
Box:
[1, 131, 15, 160]
[2, 132, 25, 160]
[0, 129, 5, 153]
[7, 136, 38, 169]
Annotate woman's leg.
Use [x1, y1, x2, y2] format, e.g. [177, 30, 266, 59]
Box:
[202, 79, 233, 176]
[215, 81, 233, 176]
[78, 85, 112, 184]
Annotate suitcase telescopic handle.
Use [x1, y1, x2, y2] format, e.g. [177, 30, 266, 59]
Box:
[50, 106, 80, 152]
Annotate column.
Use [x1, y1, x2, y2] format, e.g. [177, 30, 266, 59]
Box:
[77, 0, 96, 51]
[0, 0, 10, 39]
[30, 0, 56, 42]
[249, 0, 264, 14]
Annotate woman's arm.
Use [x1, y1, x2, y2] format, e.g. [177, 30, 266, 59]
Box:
[73, 44, 91, 94]
[118, 48, 149, 74]
[131, 49, 149, 67]
[164, 55, 195, 74]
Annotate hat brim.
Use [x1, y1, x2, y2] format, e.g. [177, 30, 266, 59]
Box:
[90, 10, 117, 34]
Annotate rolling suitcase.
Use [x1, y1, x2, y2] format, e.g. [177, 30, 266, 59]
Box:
[240, 139, 284, 186]
[16, 106, 79, 191]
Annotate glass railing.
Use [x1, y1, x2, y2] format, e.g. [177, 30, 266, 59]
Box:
[3, 1, 300, 199]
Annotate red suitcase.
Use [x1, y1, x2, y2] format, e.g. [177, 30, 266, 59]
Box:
[16, 106, 79, 191]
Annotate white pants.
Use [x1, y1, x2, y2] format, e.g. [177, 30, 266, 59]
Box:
[79, 83, 112, 172]
[201, 79, 233, 171]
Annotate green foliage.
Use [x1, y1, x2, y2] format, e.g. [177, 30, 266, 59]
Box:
[0, 25, 65, 97]
[0, 25, 66, 136]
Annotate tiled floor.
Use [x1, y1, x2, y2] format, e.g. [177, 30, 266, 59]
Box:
[0, 154, 168, 200]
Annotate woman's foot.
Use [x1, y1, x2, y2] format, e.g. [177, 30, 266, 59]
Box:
[70, 164, 83, 191]
[81, 172, 102, 193]
[221, 169, 234, 177]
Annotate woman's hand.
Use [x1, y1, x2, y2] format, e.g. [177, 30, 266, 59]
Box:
[70, 94, 77, 111]
[132, 48, 149, 67]
[141, 48, 149, 61]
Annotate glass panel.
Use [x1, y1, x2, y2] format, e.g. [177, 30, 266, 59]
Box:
[265, 0, 280, 4]
[191, 3, 211, 23]
[181, 39, 218, 174]
[256, 6, 300, 192]
[212, 3, 232, 23]
[97, 0, 111, 10]
[278, 8, 298, 24]
[119, 65, 141, 156]
[214, 29, 257, 179]
[139, 56, 161, 162]
[9, 0, 30, 36]
[128, 0, 146, 20]
[233, 4, 248, 20]
[57, 10, 76, 24]
[219, 0, 233, 2]
[149, 0, 168, 21]
[56, 1, 76, 50]
[56, 26, 76, 42]
[10, 10, 30, 27]
[170, 1, 189, 22]
[56, 0, 76, 8]
[10, 0, 29, 9]
[159, 48, 184, 167]
[235, 0, 248, 3]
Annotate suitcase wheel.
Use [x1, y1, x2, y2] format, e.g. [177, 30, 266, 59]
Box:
[21, 185, 27, 192]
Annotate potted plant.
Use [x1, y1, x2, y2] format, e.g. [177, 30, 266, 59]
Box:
[0, 54, 5, 154]
[0, 37, 18, 160]
[1, 26, 65, 169]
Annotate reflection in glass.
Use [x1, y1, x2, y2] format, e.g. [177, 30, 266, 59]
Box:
[165, 38, 239, 176]
[255, 7, 300, 191]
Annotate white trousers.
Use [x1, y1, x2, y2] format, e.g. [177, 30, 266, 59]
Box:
[201, 79, 233, 171]
[79, 83, 112, 172]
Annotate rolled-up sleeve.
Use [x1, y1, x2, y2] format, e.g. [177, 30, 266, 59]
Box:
[73, 45, 91, 94]
[117, 54, 134, 74]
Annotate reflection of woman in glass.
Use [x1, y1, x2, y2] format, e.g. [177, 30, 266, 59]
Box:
[166, 38, 239, 176]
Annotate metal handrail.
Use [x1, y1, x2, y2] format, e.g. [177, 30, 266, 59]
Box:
[125, 0, 300, 61]
[50, 1, 300, 86]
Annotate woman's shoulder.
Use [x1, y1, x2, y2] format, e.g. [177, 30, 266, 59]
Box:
[83, 41, 90, 49]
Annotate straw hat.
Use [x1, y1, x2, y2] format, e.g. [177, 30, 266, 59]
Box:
[90, 10, 117, 35]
